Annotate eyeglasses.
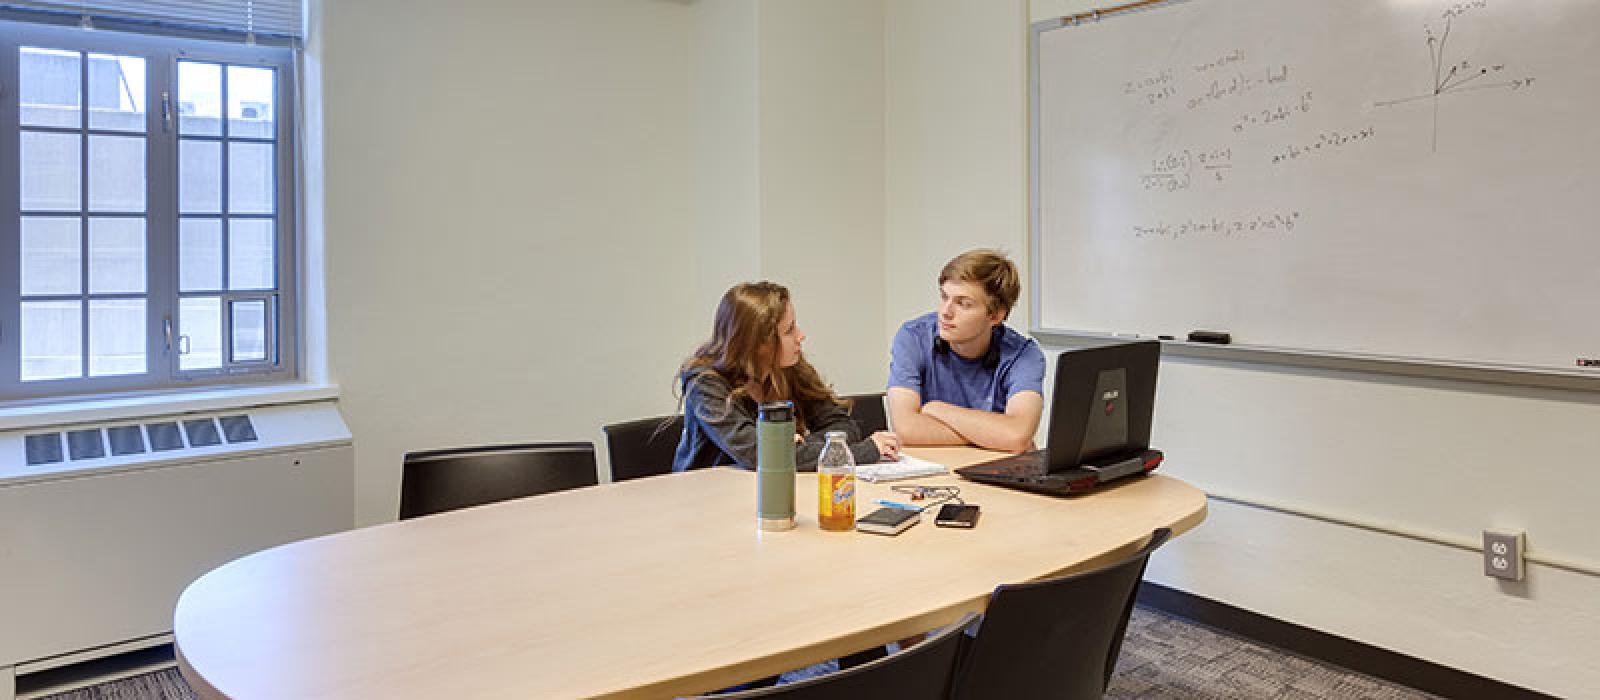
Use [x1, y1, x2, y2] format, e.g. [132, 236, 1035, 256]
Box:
[891, 484, 962, 505]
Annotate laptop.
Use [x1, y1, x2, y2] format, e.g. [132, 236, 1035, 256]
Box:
[955, 340, 1163, 496]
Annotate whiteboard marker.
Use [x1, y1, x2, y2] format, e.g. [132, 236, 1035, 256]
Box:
[1187, 330, 1232, 344]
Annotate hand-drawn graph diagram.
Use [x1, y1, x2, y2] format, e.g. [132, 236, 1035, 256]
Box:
[1373, 5, 1536, 152]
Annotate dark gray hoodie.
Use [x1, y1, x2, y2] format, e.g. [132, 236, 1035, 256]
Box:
[671, 367, 880, 472]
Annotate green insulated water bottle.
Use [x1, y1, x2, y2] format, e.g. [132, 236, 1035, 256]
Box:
[757, 401, 797, 531]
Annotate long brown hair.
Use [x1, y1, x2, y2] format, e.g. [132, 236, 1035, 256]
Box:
[677, 281, 839, 430]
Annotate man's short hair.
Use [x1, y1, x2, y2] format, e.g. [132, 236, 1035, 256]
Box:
[939, 249, 1021, 319]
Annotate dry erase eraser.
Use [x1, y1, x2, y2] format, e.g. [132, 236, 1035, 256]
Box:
[1187, 330, 1231, 344]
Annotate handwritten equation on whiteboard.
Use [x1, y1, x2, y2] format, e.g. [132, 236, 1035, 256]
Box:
[1114, 0, 1536, 241]
[1123, 47, 1343, 240]
[1131, 211, 1303, 239]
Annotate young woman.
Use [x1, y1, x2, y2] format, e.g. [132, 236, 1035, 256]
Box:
[672, 281, 899, 472]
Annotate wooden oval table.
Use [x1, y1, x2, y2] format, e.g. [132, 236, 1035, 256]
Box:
[175, 447, 1206, 699]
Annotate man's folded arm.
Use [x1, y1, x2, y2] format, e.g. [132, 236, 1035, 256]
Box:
[921, 391, 1042, 454]
[886, 387, 968, 446]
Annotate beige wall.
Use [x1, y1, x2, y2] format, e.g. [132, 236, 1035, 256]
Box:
[757, 0, 887, 395]
[313, 0, 887, 522]
[690, 0, 762, 309]
[317, 0, 705, 523]
[884, 0, 1030, 340]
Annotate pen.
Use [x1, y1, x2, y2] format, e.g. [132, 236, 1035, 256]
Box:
[876, 499, 922, 511]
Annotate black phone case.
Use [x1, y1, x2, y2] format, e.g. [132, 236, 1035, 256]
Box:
[935, 504, 980, 528]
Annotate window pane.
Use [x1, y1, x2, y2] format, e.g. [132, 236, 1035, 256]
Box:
[180, 139, 222, 214]
[90, 299, 146, 377]
[20, 47, 80, 128]
[21, 217, 81, 296]
[228, 142, 274, 214]
[229, 219, 276, 290]
[89, 218, 146, 294]
[89, 134, 146, 212]
[22, 301, 82, 381]
[179, 297, 223, 371]
[231, 300, 267, 362]
[88, 54, 146, 132]
[180, 219, 224, 291]
[228, 65, 275, 139]
[21, 131, 81, 212]
[178, 61, 222, 136]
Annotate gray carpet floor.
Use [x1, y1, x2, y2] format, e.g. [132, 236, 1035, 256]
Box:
[1106, 608, 1437, 699]
[36, 606, 1436, 699]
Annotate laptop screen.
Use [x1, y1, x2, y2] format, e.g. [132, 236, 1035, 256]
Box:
[1043, 340, 1160, 473]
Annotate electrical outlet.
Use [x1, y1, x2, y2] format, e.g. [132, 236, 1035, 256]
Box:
[1483, 530, 1525, 581]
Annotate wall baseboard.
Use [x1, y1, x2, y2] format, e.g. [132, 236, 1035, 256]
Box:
[1136, 582, 1556, 700]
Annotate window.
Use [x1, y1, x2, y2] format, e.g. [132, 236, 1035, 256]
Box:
[2, 20, 296, 401]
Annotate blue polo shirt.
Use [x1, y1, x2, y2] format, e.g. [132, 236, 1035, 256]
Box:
[888, 312, 1046, 413]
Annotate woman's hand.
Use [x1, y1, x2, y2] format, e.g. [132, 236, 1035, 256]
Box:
[869, 431, 902, 461]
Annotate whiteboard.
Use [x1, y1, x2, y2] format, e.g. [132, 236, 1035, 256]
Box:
[1032, 0, 1600, 375]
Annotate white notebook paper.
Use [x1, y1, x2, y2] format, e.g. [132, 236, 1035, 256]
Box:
[854, 453, 948, 483]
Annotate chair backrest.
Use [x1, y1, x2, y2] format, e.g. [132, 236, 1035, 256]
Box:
[399, 442, 598, 519]
[601, 414, 683, 482]
[949, 528, 1173, 700]
[842, 392, 888, 435]
[697, 612, 979, 700]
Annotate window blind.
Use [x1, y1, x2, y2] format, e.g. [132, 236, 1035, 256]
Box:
[0, 1, 304, 41]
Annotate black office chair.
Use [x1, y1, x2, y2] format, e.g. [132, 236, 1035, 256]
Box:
[841, 392, 888, 435]
[601, 414, 683, 482]
[949, 528, 1173, 700]
[693, 612, 978, 699]
[399, 442, 598, 519]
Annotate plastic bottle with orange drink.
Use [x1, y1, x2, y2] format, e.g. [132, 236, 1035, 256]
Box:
[817, 431, 856, 531]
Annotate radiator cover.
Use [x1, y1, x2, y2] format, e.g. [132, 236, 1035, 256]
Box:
[0, 401, 353, 671]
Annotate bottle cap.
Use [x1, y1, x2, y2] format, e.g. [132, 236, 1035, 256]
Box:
[758, 401, 793, 423]
[825, 430, 848, 440]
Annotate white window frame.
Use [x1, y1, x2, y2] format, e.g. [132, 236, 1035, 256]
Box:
[1, 19, 298, 403]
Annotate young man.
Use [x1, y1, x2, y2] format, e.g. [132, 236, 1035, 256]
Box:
[887, 249, 1046, 453]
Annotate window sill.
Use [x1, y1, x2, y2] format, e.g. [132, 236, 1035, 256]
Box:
[0, 382, 341, 431]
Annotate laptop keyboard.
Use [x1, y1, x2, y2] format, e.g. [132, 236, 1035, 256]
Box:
[962, 451, 1045, 477]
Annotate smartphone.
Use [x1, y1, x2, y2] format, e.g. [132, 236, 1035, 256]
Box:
[935, 503, 980, 528]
